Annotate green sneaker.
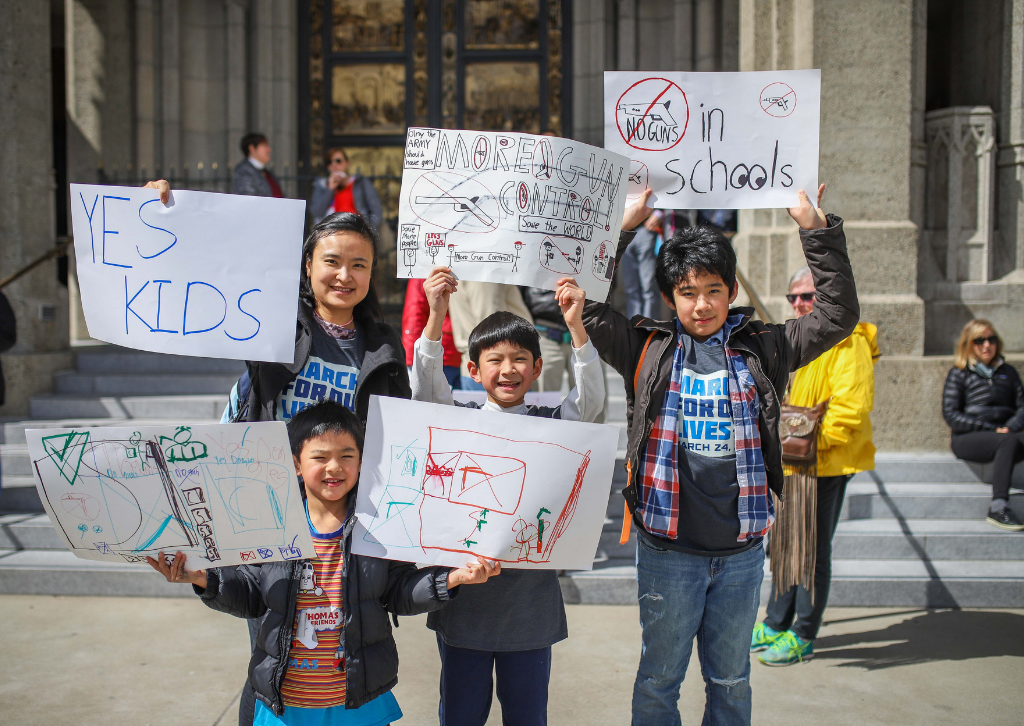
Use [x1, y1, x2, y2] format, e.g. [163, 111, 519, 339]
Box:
[757, 631, 814, 666]
[750, 622, 784, 652]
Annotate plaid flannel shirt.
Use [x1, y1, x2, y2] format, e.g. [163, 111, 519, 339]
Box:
[637, 316, 774, 541]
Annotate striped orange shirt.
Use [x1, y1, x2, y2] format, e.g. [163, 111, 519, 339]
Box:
[280, 531, 346, 708]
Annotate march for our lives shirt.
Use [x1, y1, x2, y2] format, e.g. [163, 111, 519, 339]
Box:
[278, 323, 365, 421]
[662, 328, 753, 555]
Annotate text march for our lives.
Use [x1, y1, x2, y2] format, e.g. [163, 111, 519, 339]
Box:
[604, 70, 821, 210]
[69, 184, 306, 363]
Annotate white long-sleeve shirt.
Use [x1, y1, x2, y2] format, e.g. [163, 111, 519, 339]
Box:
[411, 333, 605, 422]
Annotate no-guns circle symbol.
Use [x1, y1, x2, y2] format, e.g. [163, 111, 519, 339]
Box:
[760, 82, 797, 117]
[615, 77, 689, 152]
[410, 171, 501, 233]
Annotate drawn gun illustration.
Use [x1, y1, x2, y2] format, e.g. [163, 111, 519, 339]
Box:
[414, 195, 494, 226]
[629, 170, 644, 185]
[617, 100, 677, 127]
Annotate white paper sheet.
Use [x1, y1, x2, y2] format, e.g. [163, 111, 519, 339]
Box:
[604, 70, 821, 210]
[396, 128, 629, 301]
[352, 397, 619, 570]
[27, 422, 313, 569]
[69, 184, 305, 362]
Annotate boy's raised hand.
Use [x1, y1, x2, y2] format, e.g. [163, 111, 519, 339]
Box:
[143, 179, 171, 204]
[787, 184, 827, 230]
[422, 266, 458, 342]
[621, 189, 654, 231]
[147, 550, 208, 590]
[555, 277, 589, 348]
[446, 556, 501, 589]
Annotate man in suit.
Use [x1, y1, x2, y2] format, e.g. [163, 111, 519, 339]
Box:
[232, 133, 285, 197]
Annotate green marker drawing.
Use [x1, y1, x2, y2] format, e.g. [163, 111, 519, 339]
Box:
[42, 431, 90, 486]
[536, 507, 551, 551]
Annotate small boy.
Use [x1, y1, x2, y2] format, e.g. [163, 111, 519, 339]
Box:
[148, 400, 498, 725]
[412, 267, 604, 726]
[584, 187, 859, 725]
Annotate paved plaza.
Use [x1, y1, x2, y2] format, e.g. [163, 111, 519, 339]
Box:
[1, 595, 1020, 725]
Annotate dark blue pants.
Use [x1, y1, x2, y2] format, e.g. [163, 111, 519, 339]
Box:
[436, 634, 551, 726]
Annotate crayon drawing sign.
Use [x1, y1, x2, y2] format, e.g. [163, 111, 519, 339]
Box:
[70, 184, 305, 362]
[604, 70, 821, 209]
[352, 396, 619, 570]
[27, 422, 313, 569]
[397, 128, 630, 301]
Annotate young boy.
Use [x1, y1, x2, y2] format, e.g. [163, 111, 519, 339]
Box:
[148, 400, 498, 725]
[412, 268, 604, 726]
[584, 186, 859, 725]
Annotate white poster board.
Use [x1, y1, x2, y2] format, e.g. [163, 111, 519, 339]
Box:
[70, 184, 305, 362]
[27, 422, 313, 569]
[604, 70, 821, 209]
[352, 396, 619, 570]
[396, 128, 629, 301]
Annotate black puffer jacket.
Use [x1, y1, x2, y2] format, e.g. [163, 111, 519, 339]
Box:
[942, 362, 1024, 433]
[241, 301, 410, 424]
[583, 215, 859, 515]
[197, 516, 454, 715]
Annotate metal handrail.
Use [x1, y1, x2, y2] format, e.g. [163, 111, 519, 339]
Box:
[0, 237, 73, 290]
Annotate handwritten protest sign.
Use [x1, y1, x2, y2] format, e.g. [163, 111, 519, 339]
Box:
[70, 184, 305, 362]
[397, 128, 629, 301]
[28, 422, 313, 569]
[604, 70, 821, 209]
[352, 396, 619, 570]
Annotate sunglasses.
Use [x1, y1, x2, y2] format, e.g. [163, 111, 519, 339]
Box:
[786, 292, 816, 304]
[972, 335, 999, 346]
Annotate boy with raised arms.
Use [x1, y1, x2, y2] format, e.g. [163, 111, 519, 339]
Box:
[585, 186, 859, 725]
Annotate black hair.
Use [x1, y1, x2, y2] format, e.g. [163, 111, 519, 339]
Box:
[655, 225, 737, 298]
[299, 212, 384, 321]
[468, 311, 541, 365]
[287, 400, 365, 459]
[240, 132, 268, 159]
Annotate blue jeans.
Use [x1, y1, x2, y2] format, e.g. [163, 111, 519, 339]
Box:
[633, 535, 765, 726]
[459, 375, 485, 391]
[436, 634, 551, 726]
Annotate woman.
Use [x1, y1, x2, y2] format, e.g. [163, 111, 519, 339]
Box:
[942, 319, 1024, 531]
[751, 266, 879, 666]
[145, 179, 410, 725]
[309, 147, 383, 231]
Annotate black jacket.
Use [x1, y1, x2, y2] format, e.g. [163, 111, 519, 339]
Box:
[582, 215, 859, 524]
[0, 290, 15, 406]
[241, 301, 411, 424]
[520, 287, 567, 329]
[197, 516, 455, 715]
[942, 362, 1024, 434]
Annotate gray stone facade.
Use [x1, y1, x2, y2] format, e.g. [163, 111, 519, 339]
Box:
[1, 0, 1022, 452]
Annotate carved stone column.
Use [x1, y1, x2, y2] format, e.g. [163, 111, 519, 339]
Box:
[733, 0, 926, 357]
[0, 2, 73, 416]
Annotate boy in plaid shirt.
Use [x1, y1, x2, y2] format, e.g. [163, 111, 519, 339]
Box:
[583, 186, 859, 725]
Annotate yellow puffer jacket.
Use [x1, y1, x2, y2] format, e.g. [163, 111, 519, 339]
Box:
[788, 322, 880, 477]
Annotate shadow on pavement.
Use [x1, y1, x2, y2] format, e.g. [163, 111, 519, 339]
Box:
[813, 609, 1024, 670]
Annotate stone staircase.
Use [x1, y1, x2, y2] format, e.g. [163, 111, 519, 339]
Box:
[559, 370, 1024, 608]
[1, 355, 1022, 606]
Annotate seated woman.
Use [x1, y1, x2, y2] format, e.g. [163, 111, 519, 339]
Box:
[942, 319, 1024, 531]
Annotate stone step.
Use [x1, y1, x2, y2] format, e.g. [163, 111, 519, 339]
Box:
[561, 558, 1024, 608]
[833, 518, 1024, 560]
[29, 394, 228, 420]
[0, 549, 187, 597]
[74, 347, 245, 375]
[0, 477, 43, 512]
[1, 444, 30, 476]
[53, 371, 240, 396]
[840, 481, 1015, 520]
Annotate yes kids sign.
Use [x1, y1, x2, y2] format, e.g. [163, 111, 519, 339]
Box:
[604, 70, 820, 210]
